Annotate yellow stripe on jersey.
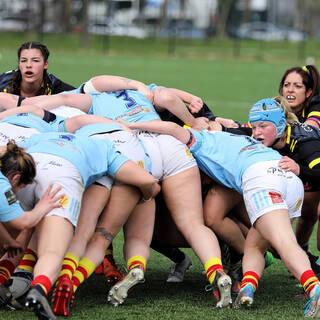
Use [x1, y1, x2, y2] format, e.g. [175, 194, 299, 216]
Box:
[290, 139, 297, 152]
[309, 158, 320, 169]
[308, 111, 320, 118]
[286, 124, 291, 144]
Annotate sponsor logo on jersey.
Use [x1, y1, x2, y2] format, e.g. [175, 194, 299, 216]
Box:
[5, 189, 17, 205]
[59, 195, 70, 208]
[119, 106, 143, 118]
[137, 160, 145, 168]
[59, 134, 75, 141]
[185, 148, 193, 158]
[267, 166, 285, 176]
[295, 198, 303, 211]
[269, 192, 284, 204]
[48, 160, 63, 167]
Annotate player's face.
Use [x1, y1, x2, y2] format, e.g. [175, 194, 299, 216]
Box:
[19, 48, 48, 85]
[251, 121, 277, 147]
[282, 72, 311, 113]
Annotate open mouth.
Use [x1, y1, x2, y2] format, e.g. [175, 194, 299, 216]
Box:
[286, 95, 295, 101]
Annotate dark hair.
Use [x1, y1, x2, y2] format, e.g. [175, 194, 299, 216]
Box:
[8, 41, 51, 95]
[278, 65, 320, 113]
[0, 140, 36, 185]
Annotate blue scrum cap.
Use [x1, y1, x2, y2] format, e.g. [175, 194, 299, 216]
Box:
[248, 98, 286, 138]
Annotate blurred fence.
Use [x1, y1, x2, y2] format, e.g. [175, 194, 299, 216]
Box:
[0, 0, 320, 63]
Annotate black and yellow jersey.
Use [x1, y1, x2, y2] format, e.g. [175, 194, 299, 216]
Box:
[280, 122, 320, 190]
[0, 70, 75, 96]
[297, 95, 320, 126]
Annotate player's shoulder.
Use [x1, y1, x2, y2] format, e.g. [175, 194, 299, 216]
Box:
[0, 70, 15, 90]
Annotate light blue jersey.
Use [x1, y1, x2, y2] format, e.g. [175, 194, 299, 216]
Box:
[67, 83, 160, 123]
[0, 113, 66, 132]
[19, 132, 129, 187]
[75, 122, 152, 174]
[189, 130, 282, 194]
[1, 113, 52, 132]
[75, 122, 123, 137]
[0, 171, 24, 222]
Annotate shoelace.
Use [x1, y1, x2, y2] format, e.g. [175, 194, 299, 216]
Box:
[304, 294, 320, 316]
[304, 299, 312, 316]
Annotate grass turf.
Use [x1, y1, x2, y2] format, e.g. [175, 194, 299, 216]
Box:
[0, 33, 319, 319]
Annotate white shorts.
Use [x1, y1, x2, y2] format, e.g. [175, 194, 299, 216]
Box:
[242, 160, 304, 225]
[17, 153, 84, 227]
[91, 131, 151, 186]
[137, 131, 197, 181]
[92, 131, 151, 172]
[0, 123, 39, 145]
[50, 105, 86, 118]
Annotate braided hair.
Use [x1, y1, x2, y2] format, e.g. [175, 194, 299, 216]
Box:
[8, 41, 50, 96]
[0, 140, 36, 185]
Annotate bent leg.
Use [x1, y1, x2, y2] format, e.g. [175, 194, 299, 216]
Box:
[204, 185, 245, 254]
[68, 184, 111, 259]
[123, 200, 156, 265]
[162, 167, 221, 264]
[35, 216, 74, 283]
[255, 210, 311, 280]
[84, 185, 141, 267]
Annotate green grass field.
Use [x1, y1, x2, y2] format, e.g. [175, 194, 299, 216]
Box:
[0, 32, 319, 319]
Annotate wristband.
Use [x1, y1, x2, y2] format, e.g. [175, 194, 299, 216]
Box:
[83, 79, 101, 94]
[186, 131, 195, 148]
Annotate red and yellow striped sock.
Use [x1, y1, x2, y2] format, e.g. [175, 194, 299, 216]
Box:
[301, 270, 319, 295]
[205, 257, 223, 284]
[127, 256, 146, 272]
[72, 257, 96, 293]
[17, 248, 37, 273]
[57, 252, 79, 282]
[241, 271, 260, 291]
[31, 275, 52, 295]
[0, 260, 15, 285]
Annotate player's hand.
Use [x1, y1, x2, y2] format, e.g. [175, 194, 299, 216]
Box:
[278, 156, 300, 175]
[35, 184, 64, 215]
[189, 96, 203, 113]
[215, 117, 239, 128]
[136, 84, 154, 104]
[191, 117, 209, 130]
[208, 121, 222, 131]
[3, 240, 23, 258]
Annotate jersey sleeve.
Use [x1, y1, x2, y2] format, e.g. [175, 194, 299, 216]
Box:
[297, 140, 320, 186]
[0, 70, 15, 92]
[105, 143, 130, 177]
[0, 181, 24, 222]
[306, 96, 320, 126]
[48, 74, 75, 94]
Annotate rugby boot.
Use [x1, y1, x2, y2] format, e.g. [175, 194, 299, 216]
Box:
[25, 285, 57, 320]
[107, 267, 144, 306]
[206, 269, 232, 308]
[233, 283, 255, 309]
[103, 255, 125, 286]
[51, 274, 74, 317]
